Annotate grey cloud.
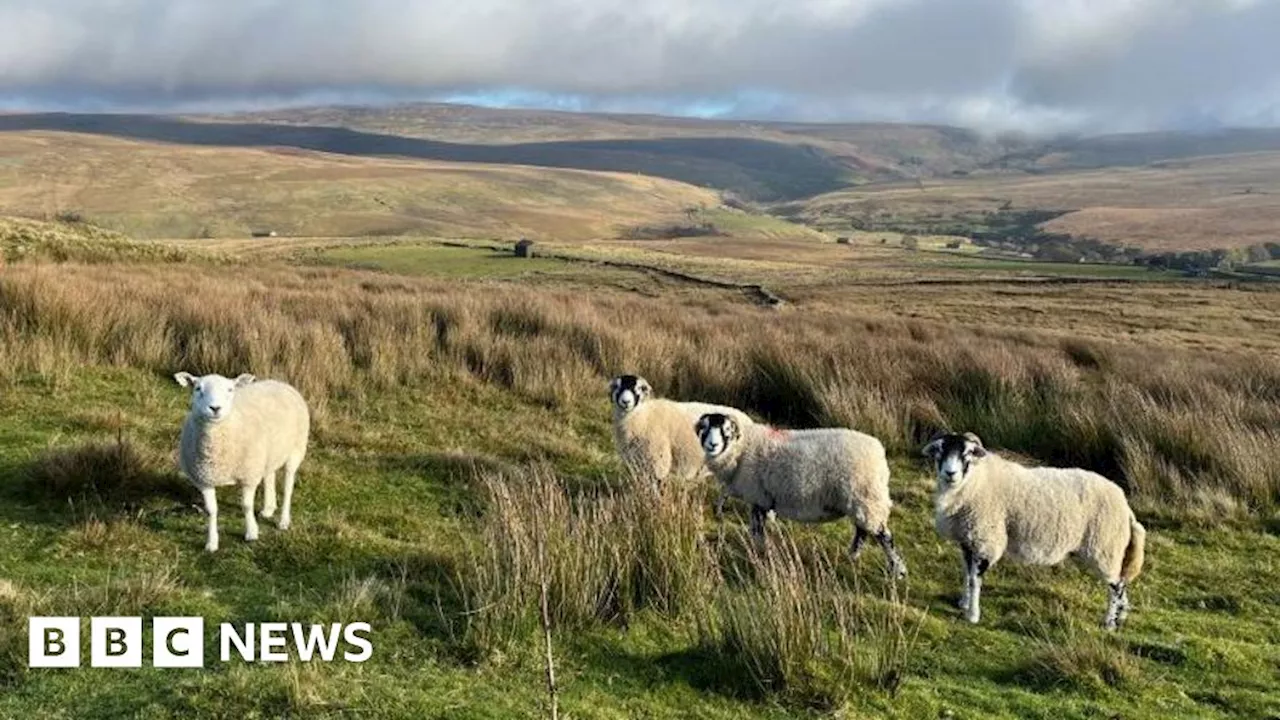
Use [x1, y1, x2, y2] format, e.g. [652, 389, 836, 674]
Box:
[0, 0, 1277, 132]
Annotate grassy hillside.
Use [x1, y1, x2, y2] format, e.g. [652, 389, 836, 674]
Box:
[0, 239, 1277, 717]
[0, 215, 195, 264]
[206, 104, 969, 180]
[796, 151, 1280, 251]
[0, 131, 721, 241]
[0, 113, 862, 202]
[999, 128, 1280, 172]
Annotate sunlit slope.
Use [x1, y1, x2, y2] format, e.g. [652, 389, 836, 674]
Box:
[0, 130, 721, 241]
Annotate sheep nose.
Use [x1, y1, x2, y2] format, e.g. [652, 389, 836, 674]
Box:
[208, 405, 222, 414]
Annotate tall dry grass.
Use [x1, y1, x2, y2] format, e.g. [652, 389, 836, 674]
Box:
[452, 465, 919, 708]
[456, 465, 715, 651]
[695, 535, 922, 708]
[0, 262, 1277, 516]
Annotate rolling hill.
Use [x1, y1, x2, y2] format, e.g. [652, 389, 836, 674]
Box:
[795, 150, 1280, 251]
[0, 112, 866, 202]
[7, 105, 1280, 251]
[0, 130, 727, 241]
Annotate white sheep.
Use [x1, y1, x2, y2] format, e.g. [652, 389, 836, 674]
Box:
[923, 432, 1147, 630]
[608, 374, 753, 494]
[695, 412, 907, 578]
[175, 372, 311, 552]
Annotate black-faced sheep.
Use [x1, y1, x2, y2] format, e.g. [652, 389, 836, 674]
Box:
[609, 374, 752, 491]
[696, 412, 906, 578]
[924, 432, 1146, 629]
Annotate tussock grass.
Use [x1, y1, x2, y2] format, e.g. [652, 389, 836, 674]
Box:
[695, 534, 922, 709]
[1011, 615, 1146, 696]
[1, 262, 1274, 518]
[456, 465, 715, 654]
[22, 431, 190, 518]
[453, 464, 923, 709]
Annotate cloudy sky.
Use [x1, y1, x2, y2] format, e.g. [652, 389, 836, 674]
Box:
[1, 0, 1279, 133]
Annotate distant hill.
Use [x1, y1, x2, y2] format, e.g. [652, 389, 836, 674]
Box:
[0, 112, 864, 202]
[798, 150, 1280, 252]
[215, 104, 1035, 187]
[0, 130, 725, 241]
[7, 105, 1280, 251]
[993, 128, 1280, 173]
[180, 105, 1280, 188]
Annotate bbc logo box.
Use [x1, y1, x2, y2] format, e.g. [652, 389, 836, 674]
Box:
[28, 616, 371, 668]
[29, 617, 206, 669]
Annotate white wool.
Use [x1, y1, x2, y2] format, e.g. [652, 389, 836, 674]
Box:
[701, 417, 906, 578]
[926, 432, 1146, 629]
[608, 374, 753, 488]
[176, 372, 310, 552]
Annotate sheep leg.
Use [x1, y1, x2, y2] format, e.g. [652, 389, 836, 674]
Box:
[279, 458, 299, 530]
[201, 486, 219, 552]
[849, 526, 869, 560]
[957, 553, 971, 612]
[242, 482, 260, 542]
[260, 469, 279, 519]
[748, 505, 768, 548]
[876, 529, 908, 579]
[963, 547, 988, 624]
[1104, 581, 1127, 631]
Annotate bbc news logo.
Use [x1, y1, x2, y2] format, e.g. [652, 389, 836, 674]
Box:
[29, 617, 372, 668]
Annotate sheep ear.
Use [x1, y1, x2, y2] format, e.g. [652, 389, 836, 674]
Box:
[608, 377, 620, 394]
[234, 373, 256, 387]
[723, 417, 739, 439]
[694, 415, 709, 435]
[174, 372, 197, 388]
[962, 432, 987, 457]
[922, 438, 944, 458]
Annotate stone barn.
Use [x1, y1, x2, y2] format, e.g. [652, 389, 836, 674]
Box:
[514, 238, 535, 258]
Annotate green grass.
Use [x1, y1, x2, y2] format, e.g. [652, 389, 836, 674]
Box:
[312, 243, 577, 279]
[1, 367, 1278, 718]
[693, 208, 828, 241]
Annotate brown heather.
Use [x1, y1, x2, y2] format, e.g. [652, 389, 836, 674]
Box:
[0, 262, 1277, 518]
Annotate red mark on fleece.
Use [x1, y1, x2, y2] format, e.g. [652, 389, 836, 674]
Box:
[766, 427, 789, 439]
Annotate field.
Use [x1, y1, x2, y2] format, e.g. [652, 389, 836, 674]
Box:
[1, 223, 1279, 718]
[1, 107, 1280, 718]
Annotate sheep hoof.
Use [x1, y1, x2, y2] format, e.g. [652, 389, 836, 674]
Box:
[278, 518, 291, 531]
[245, 532, 259, 542]
[261, 508, 277, 519]
[204, 541, 219, 552]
